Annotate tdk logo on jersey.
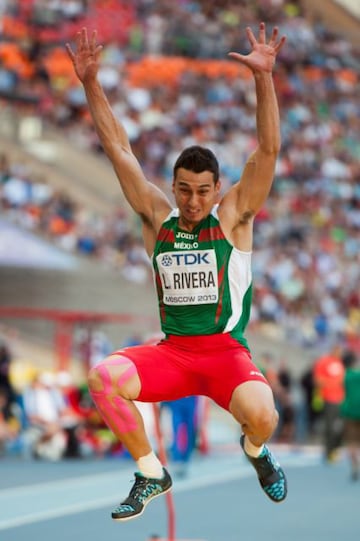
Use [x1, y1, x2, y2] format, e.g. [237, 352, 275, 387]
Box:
[161, 252, 211, 266]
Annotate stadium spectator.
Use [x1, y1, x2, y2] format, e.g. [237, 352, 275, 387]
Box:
[22, 371, 69, 460]
[0, 386, 21, 455]
[161, 396, 200, 478]
[340, 350, 360, 481]
[313, 344, 345, 462]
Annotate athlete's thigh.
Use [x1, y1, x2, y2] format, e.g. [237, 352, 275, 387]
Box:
[202, 344, 269, 410]
[115, 342, 196, 402]
[229, 380, 276, 422]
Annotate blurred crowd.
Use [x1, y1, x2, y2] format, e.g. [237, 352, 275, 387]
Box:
[0, 334, 140, 460]
[0, 151, 152, 282]
[0, 0, 359, 349]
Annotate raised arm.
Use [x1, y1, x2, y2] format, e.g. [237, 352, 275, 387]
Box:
[219, 23, 286, 244]
[66, 28, 171, 228]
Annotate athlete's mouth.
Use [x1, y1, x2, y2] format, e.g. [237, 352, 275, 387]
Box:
[186, 209, 201, 216]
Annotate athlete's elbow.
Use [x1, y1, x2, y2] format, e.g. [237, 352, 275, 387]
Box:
[259, 133, 281, 155]
[105, 140, 131, 163]
[260, 142, 281, 156]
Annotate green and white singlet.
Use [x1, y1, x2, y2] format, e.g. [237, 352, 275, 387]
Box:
[152, 205, 252, 348]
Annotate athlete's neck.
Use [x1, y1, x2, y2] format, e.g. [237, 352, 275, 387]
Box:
[178, 216, 202, 232]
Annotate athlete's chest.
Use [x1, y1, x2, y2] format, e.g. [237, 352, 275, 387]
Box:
[154, 220, 228, 306]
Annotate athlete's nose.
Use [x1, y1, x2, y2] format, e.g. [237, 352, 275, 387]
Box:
[188, 193, 200, 207]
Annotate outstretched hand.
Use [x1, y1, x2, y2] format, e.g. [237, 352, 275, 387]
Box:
[228, 22, 286, 73]
[66, 28, 103, 83]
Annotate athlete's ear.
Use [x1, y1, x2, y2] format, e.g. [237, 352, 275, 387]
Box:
[215, 179, 222, 200]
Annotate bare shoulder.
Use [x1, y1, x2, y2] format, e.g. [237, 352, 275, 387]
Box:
[138, 182, 172, 230]
[142, 203, 173, 256]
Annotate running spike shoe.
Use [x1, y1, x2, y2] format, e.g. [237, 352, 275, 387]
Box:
[240, 434, 287, 502]
[112, 467, 172, 521]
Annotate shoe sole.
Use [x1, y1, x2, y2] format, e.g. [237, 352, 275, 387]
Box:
[112, 485, 173, 522]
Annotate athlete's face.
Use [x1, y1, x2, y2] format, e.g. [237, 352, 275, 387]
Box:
[172, 168, 221, 231]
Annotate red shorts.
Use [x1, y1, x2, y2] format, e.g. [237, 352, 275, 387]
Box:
[114, 333, 268, 411]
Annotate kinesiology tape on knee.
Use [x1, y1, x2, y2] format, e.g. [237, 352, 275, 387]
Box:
[89, 360, 138, 433]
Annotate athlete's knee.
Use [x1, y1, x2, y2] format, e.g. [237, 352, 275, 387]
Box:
[230, 382, 278, 439]
[87, 357, 140, 434]
[88, 364, 105, 394]
[88, 356, 140, 399]
[245, 406, 278, 439]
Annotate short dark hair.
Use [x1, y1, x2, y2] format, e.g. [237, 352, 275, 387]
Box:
[173, 145, 219, 183]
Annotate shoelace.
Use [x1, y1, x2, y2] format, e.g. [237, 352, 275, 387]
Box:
[113, 476, 160, 514]
[129, 475, 163, 504]
[129, 477, 150, 500]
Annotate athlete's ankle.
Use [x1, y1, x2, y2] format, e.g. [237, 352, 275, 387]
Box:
[136, 451, 164, 478]
[243, 435, 264, 458]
